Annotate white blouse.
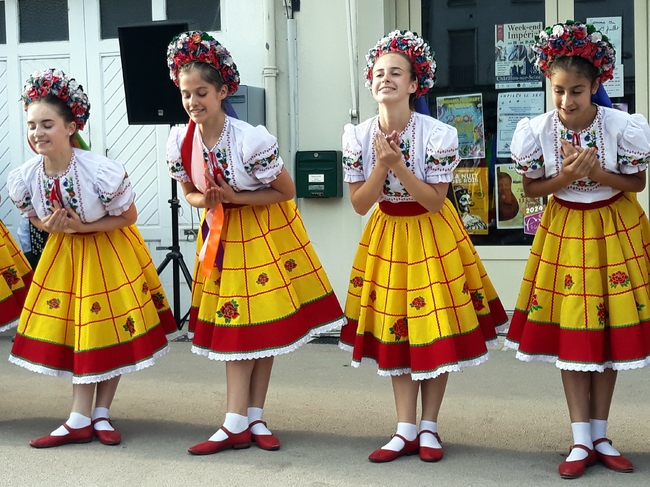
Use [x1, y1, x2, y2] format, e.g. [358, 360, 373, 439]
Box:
[342, 111, 460, 203]
[511, 106, 650, 203]
[166, 116, 284, 191]
[7, 148, 134, 222]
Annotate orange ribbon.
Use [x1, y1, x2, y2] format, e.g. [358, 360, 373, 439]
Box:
[182, 119, 226, 278]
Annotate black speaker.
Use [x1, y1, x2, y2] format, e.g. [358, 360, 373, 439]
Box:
[118, 22, 189, 125]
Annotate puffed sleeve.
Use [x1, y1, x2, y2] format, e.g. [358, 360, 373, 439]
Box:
[241, 126, 284, 184]
[510, 118, 545, 179]
[423, 123, 460, 184]
[96, 158, 135, 216]
[7, 167, 37, 217]
[342, 124, 364, 183]
[166, 125, 191, 183]
[617, 114, 650, 174]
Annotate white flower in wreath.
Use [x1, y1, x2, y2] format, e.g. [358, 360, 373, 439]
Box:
[538, 30, 549, 41]
[590, 32, 602, 42]
[69, 79, 79, 90]
[552, 25, 565, 37]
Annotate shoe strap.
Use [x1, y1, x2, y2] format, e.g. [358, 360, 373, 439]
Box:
[63, 422, 89, 432]
[593, 437, 612, 447]
[391, 433, 414, 444]
[91, 417, 112, 426]
[248, 420, 267, 428]
[419, 429, 442, 444]
[570, 444, 593, 454]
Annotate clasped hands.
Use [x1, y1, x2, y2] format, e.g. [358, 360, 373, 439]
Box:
[203, 169, 236, 207]
[373, 131, 404, 171]
[559, 138, 603, 182]
[41, 201, 83, 234]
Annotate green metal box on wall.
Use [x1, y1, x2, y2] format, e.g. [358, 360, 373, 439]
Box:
[295, 150, 343, 198]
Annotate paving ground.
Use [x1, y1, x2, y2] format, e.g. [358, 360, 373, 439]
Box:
[1, 334, 649, 487]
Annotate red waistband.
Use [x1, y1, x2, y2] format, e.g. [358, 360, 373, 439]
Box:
[379, 201, 429, 216]
[553, 192, 623, 210]
[223, 203, 246, 209]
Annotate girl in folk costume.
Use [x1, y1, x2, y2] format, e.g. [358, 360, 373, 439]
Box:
[504, 21, 650, 479]
[7, 69, 178, 448]
[165, 31, 345, 455]
[0, 208, 33, 334]
[338, 31, 508, 463]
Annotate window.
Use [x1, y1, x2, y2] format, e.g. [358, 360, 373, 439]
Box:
[19, 0, 68, 43]
[0, 2, 5, 44]
[448, 30, 476, 87]
[100, 0, 151, 40]
[167, 0, 221, 32]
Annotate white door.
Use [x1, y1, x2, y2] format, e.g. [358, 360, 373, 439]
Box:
[0, 0, 195, 310]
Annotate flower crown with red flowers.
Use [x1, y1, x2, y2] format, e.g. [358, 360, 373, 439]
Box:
[22, 69, 91, 131]
[365, 30, 436, 98]
[533, 20, 616, 83]
[167, 31, 240, 95]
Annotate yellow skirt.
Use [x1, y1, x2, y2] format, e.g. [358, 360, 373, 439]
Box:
[0, 220, 32, 332]
[339, 200, 508, 380]
[188, 200, 345, 360]
[505, 193, 650, 371]
[10, 225, 178, 383]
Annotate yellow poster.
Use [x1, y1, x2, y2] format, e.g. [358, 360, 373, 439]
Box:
[452, 166, 489, 235]
[495, 163, 545, 232]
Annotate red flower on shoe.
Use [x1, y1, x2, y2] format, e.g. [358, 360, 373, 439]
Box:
[217, 300, 240, 323]
[390, 318, 409, 341]
[2, 268, 19, 287]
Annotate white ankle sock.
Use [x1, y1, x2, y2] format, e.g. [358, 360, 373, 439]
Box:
[382, 422, 417, 452]
[92, 407, 115, 431]
[209, 412, 248, 442]
[591, 419, 620, 456]
[248, 407, 272, 436]
[51, 412, 91, 436]
[566, 422, 592, 462]
[419, 420, 441, 449]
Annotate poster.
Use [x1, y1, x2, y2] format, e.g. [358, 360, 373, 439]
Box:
[497, 91, 545, 158]
[436, 94, 485, 159]
[495, 22, 544, 89]
[586, 17, 624, 98]
[452, 165, 489, 235]
[495, 163, 545, 234]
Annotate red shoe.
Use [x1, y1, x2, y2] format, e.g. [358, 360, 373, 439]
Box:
[368, 434, 419, 463]
[92, 417, 122, 446]
[188, 427, 251, 455]
[593, 438, 633, 473]
[419, 430, 444, 462]
[29, 424, 94, 448]
[558, 444, 597, 479]
[250, 420, 280, 451]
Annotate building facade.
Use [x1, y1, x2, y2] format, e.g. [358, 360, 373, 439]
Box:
[0, 0, 648, 311]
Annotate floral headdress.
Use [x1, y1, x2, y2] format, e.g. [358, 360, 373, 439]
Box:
[365, 30, 436, 98]
[533, 21, 616, 83]
[167, 31, 240, 95]
[22, 69, 90, 131]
